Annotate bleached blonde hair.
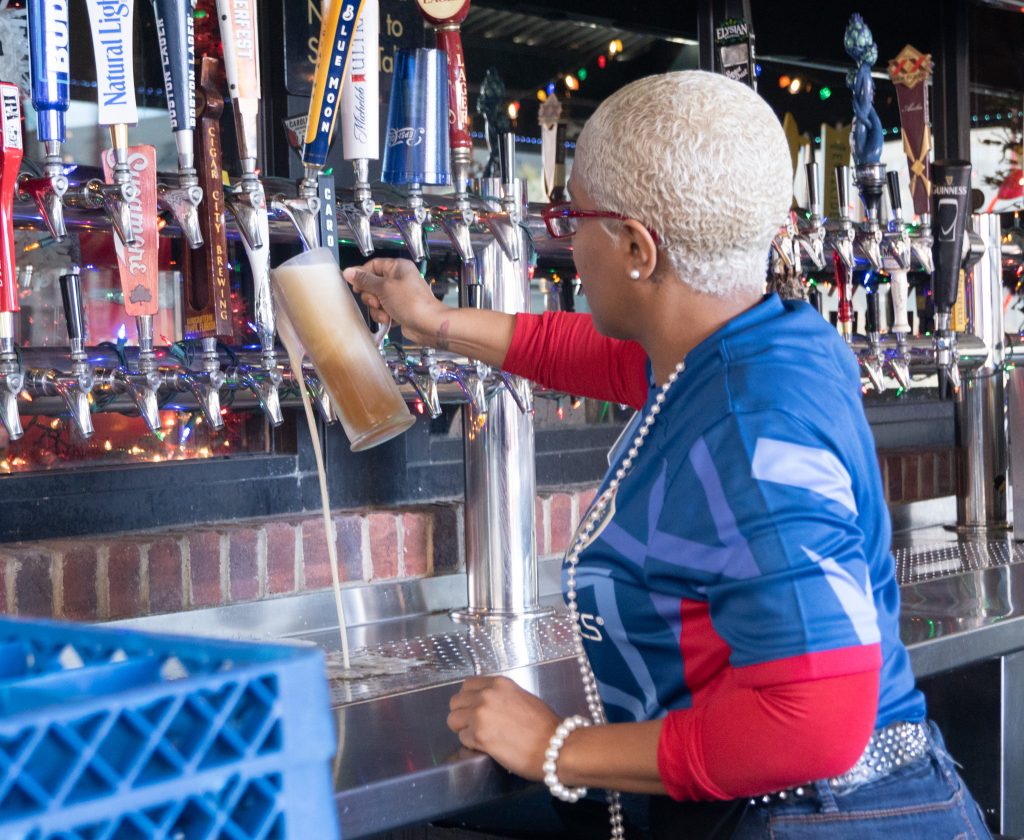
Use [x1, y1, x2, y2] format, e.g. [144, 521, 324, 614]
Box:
[572, 70, 792, 297]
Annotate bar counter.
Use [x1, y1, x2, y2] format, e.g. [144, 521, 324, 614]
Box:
[114, 522, 1024, 838]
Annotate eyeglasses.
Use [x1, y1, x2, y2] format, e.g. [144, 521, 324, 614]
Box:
[541, 202, 660, 244]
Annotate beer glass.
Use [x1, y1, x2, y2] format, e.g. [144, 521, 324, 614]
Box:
[271, 247, 415, 451]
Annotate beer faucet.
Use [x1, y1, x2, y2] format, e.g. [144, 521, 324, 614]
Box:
[0, 83, 25, 440]
[338, 0, 379, 256]
[20, 0, 70, 242]
[150, 0, 204, 249]
[853, 163, 885, 272]
[884, 170, 912, 390]
[826, 165, 856, 341]
[216, 0, 283, 426]
[796, 161, 826, 271]
[418, 0, 477, 266]
[83, 0, 139, 247]
[930, 160, 972, 399]
[178, 56, 234, 431]
[381, 48, 451, 263]
[274, 0, 366, 250]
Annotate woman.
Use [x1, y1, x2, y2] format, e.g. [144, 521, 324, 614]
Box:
[344, 71, 991, 840]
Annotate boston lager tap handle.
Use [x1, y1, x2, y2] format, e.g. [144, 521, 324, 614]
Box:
[151, 0, 198, 166]
[929, 160, 971, 314]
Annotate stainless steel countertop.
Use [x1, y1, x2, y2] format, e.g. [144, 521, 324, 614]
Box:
[115, 522, 1024, 838]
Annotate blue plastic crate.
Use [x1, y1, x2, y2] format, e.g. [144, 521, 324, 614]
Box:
[0, 616, 339, 839]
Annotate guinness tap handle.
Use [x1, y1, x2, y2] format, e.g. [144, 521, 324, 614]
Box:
[930, 160, 971, 314]
[303, 0, 366, 171]
[59, 270, 84, 343]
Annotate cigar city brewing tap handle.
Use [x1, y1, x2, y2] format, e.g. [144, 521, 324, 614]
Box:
[151, 0, 204, 248]
[340, 0, 379, 256]
[930, 160, 971, 398]
[83, 0, 140, 247]
[0, 83, 24, 440]
[22, 0, 70, 240]
[215, 0, 265, 250]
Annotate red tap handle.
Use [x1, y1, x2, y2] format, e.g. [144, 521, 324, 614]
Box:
[833, 251, 852, 328]
[0, 83, 23, 314]
[417, 1, 472, 154]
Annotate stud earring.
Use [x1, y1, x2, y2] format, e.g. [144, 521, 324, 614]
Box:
[629, 269, 641, 280]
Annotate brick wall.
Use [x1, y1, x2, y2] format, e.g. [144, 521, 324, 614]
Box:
[0, 487, 599, 621]
[0, 448, 957, 621]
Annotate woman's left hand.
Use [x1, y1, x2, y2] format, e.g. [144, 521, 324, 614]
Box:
[447, 675, 562, 780]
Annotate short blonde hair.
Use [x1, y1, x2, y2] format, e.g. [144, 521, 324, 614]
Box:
[572, 70, 792, 297]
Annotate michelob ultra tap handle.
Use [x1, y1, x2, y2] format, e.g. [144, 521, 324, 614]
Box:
[215, 0, 261, 165]
[26, 0, 70, 144]
[929, 160, 971, 314]
[84, 0, 139, 128]
[416, 0, 471, 156]
[340, 0, 379, 162]
[0, 83, 23, 314]
[304, 0, 366, 169]
[150, 0, 197, 136]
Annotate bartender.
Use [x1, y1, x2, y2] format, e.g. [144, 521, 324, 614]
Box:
[346, 71, 991, 840]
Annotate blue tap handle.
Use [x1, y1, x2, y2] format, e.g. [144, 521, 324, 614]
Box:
[26, 0, 71, 143]
[151, 0, 197, 133]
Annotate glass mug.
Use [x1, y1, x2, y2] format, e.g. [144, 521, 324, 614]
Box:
[270, 248, 415, 451]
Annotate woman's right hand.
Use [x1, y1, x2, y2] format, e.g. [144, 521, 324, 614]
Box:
[343, 258, 449, 347]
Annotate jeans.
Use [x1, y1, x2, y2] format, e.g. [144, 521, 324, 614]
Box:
[726, 721, 993, 840]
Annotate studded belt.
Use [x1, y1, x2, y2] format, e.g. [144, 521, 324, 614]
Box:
[751, 721, 931, 806]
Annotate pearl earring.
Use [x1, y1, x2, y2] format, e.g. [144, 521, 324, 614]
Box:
[629, 269, 641, 280]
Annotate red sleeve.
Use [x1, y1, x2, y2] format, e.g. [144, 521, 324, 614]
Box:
[657, 666, 880, 801]
[500, 312, 649, 410]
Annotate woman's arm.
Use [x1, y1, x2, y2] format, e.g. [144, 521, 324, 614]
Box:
[447, 668, 878, 798]
[345, 259, 649, 409]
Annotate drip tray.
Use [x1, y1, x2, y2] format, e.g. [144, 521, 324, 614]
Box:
[320, 613, 578, 707]
[895, 540, 1024, 586]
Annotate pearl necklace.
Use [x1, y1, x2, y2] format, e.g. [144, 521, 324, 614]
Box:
[564, 359, 685, 840]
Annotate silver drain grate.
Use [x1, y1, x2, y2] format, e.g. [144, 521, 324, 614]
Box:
[325, 613, 577, 707]
[894, 541, 1024, 585]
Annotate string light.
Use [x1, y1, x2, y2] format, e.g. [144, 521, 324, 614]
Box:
[565, 74, 579, 92]
[537, 89, 547, 102]
[608, 39, 623, 55]
[779, 75, 792, 89]
[598, 55, 607, 69]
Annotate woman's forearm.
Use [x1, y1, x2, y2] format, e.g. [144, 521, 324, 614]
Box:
[553, 720, 667, 795]
[414, 306, 517, 370]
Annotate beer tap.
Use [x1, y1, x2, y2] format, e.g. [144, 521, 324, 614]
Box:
[274, 0, 365, 250]
[82, 0, 139, 247]
[103, 145, 162, 434]
[338, 0, 379, 256]
[178, 56, 232, 431]
[215, 0, 282, 426]
[826, 165, 856, 341]
[860, 272, 886, 393]
[20, 0, 70, 242]
[47, 265, 95, 437]
[796, 160, 826, 271]
[930, 160, 971, 399]
[0, 83, 25, 440]
[381, 48, 450, 263]
[853, 165, 885, 272]
[150, 0, 204, 249]
[418, 0, 476, 266]
[884, 170, 912, 390]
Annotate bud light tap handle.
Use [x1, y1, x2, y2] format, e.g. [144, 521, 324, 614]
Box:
[303, 0, 366, 173]
[0, 83, 24, 316]
[929, 160, 971, 315]
[27, 0, 70, 146]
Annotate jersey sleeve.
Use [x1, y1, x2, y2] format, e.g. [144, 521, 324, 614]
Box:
[500, 311, 649, 410]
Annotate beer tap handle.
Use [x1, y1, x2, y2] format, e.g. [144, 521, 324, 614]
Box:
[214, 0, 261, 175]
[151, 0, 197, 173]
[930, 161, 971, 316]
[886, 170, 903, 221]
[805, 161, 821, 217]
[55, 267, 95, 438]
[341, 1, 379, 257]
[25, 0, 70, 240]
[0, 84, 23, 318]
[58, 269, 84, 348]
[835, 165, 850, 220]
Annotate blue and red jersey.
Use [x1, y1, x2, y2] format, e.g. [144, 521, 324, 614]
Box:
[503, 295, 925, 800]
